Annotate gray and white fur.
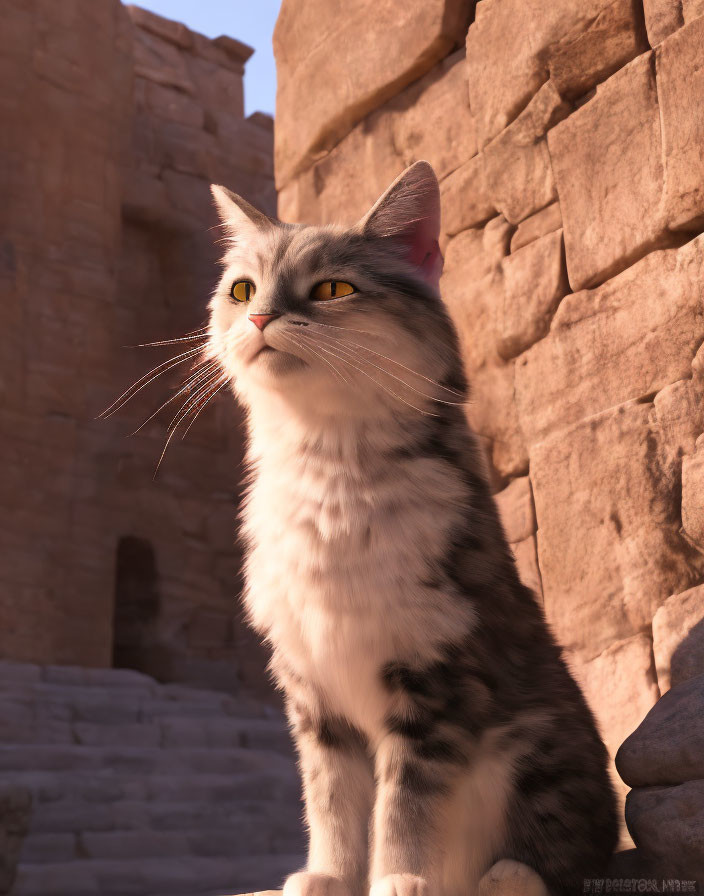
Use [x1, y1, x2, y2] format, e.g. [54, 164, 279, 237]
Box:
[207, 162, 618, 896]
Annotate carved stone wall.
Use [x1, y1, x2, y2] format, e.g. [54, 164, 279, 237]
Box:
[274, 0, 704, 828]
[0, 1, 275, 698]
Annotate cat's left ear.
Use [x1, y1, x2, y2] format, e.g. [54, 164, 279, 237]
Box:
[210, 184, 275, 238]
[359, 161, 443, 289]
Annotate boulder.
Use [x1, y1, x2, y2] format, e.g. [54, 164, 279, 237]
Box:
[273, 0, 472, 187]
[643, 0, 684, 45]
[625, 780, 704, 881]
[531, 400, 699, 660]
[548, 52, 672, 291]
[653, 586, 704, 691]
[616, 673, 704, 787]
[498, 229, 568, 360]
[467, 361, 528, 480]
[440, 154, 495, 238]
[482, 81, 568, 225]
[683, 0, 704, 21]
[657, 17, 704, 231]
[515, 235, 704, 447]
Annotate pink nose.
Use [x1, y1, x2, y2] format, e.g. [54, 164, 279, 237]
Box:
[249, 313, 280, 331]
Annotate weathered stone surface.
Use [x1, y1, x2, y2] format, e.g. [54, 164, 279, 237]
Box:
[683, 0, 704, 21]
[498, 229, 567, 360]
[573, 634, 660, 762]
[495, 477, 536, 545]
[466, 0, 645, 147]
[643, 0, 684, 45]
[131, 24, 194, 91]
[653, 586, 704, 692]
[276, 51, 477, 226]
[126, 5, 193, 48]
[510, 201, 562, 253]
[511, 536, 543, 600]
[467, 361, 528, 480]
[652, 353, 704, 472]
[682, 437, 704, 549]
[440, 154, 495, 238]
[482, 81, 567, 225]
[625, 780, 704, 881]
[515, 236, 704, 447]
[0, 785, 31, 894]
[273, 0, 472, 187]
[548, 52, 670, 291]
[657, 17, 704, 231]
[547, 0, 648, 99]
[617, 673, 704, 787]
[531, 400, 700, 660]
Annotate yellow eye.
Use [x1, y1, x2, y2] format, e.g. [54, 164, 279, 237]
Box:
[231, 280, 256, 303]
[310, 280, 356, 301]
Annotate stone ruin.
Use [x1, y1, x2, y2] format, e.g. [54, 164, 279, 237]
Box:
[274, 0, 704, 881]
[1, 0, 704, 891]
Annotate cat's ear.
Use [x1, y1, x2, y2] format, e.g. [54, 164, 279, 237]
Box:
[359, 161, 443, 289]
[210, 185, 274, 237]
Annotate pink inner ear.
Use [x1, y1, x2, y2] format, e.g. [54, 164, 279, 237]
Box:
[404, 218, 443, 287]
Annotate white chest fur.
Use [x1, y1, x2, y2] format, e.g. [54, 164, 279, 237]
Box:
[241, 420, 474, 738]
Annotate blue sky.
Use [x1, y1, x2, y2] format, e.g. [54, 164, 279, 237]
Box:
[128, 1, 282, 116]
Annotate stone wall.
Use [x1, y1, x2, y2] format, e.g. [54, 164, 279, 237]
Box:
[274, 0, 704, 831]
[0, 1, 275, 698]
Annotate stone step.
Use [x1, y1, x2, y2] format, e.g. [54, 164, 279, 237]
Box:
[22, 796, 302, 837]
[9, 767, 301, 809]
[0, 744, 296, 777]
[21, 819, 304, 863]
[11, 854, 301, 896]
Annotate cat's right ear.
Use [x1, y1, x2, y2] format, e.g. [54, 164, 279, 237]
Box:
[210, 185, 274, 237]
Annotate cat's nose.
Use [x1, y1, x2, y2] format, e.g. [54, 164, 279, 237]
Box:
[249, 313, 280, 331]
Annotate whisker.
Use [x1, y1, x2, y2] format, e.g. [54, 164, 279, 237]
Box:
[308, 339, 439, 417]
[308, 323, 465, 400]
[280, 331, 350, 385]
[99, 345, 205, 419]
[180, 376, 229, 440]
[132, 332, 210, 348]
[129, 360, 220, 436]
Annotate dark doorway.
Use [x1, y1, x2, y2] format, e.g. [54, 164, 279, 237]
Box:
[112, 536, 161, 672]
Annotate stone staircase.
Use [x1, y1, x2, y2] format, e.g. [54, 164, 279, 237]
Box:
[0, 661, 304, 896]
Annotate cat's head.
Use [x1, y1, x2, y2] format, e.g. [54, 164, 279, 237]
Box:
[208, 161, 465, 423]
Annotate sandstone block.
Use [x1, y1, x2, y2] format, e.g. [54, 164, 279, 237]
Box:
[144, 80, 204, 129]
[682, 438, 704, 549]
[277, 51, 477, 227]
[498, 229, 568, 360]
[548, 52, 669, 291]
[495, 476, 536, 544]
[482, 81, 567, 225]
[625, 780, 704, 880]
[683, 0, 704, 21]
[131, 24, 193, 92]
[653, 586, 704, 691]
[511, 536, 543, 600]
[657, 16, 704, 231]
[643, 0, 684, 45]
[547, 0, 648, 99]
[466, 361, 528, 480]
[273, 0, 472, 187]
[440, 155, 495, 238]
[466, 0, 645, 147]
[652, 360, 704, 472]
[515, 235, 704, 447]
[510, 202, 562, 253]
[617, 673, 704, 787]
[126, 5, 193, 48]
[531, 400, 699, 660]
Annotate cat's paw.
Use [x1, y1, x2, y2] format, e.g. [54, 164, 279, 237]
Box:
[370, 873, 430, 896]
[284, 872, 354, 896]
[478, 860, 550, 896]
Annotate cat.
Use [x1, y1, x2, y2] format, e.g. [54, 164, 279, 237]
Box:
[207, 161, 618, 896]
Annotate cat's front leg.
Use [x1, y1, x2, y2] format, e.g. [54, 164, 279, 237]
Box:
[369, 732, 460, 896]
[284, 700, 375, 896]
